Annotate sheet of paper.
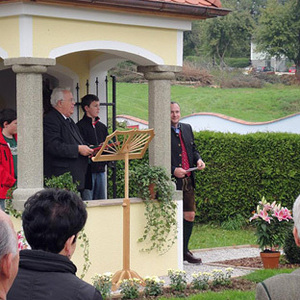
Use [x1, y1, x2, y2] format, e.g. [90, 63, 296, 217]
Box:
[186, 167, 198, 172]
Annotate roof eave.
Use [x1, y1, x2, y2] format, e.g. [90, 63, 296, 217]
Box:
[7, 0, 231, 19]
[84, 0, 231, 18]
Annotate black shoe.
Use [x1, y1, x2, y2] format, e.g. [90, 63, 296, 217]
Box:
[184, 251, 202, 264]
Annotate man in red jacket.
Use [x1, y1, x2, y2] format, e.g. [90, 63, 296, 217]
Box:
[0, 109, 17, 211]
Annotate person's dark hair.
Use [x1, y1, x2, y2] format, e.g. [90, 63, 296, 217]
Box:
[0, 109, 17, 127]
[81, 94, 99, 112]
[170, 101, 180, 107]
[22, 188, 87, 253]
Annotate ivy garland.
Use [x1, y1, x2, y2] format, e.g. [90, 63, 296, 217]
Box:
[130, 164, 177, 254]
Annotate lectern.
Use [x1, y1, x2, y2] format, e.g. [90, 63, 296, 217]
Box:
[92, 129, 155, 289]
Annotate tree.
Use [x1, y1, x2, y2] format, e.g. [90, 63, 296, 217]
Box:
[201, 10, 254, 66]
[255, 0, 300, 78]
[231, 0, 267, 21]
[183, 0, 255, 65]
[183, 21, 203, 58]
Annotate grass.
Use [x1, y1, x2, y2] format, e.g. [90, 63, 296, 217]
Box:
[189, 223, 257, 250]
[112, 82, 300, 122]
[159, 290, 255, 300]
[243, 268, 294, 283]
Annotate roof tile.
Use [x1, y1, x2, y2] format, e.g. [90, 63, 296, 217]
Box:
[149, 0, 222, 8]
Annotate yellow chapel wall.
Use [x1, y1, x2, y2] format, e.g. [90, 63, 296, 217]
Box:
[56, 52, 100, 99]
[31, 16, 178, 65]
[0, 17, 20, 58]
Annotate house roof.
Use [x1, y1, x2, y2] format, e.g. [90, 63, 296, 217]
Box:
[148, 0, 222, 9]
[0, 0, 230, 19]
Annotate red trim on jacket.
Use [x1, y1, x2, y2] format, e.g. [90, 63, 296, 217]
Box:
[0, 129, 17, 198]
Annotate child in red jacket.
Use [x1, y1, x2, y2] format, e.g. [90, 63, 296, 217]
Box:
[0, 109, 17, 211]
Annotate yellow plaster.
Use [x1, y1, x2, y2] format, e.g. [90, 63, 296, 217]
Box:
[0, 17, 20, 57]
[32, 17, 178, 64]
[57, 52, 90, 97]
[57, 51, 101, 98]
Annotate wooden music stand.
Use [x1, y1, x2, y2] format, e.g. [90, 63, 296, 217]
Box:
[92, 129, 155, 289]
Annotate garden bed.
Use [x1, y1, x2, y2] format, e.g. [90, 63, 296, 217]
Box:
[109, 256, 300, 299]
[218, 256, 300, 269]
[111, 278, 256, 299]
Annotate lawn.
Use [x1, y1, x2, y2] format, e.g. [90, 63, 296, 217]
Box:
[159, 290, 255, 300]
[112, 82, 300, 122]
[189, 224, 256, 250]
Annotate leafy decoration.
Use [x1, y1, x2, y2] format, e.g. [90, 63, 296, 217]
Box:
[130, 164, 177, 254]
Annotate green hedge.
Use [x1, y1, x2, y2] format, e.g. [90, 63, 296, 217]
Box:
[108, 131, 300, 223]
[194, 131, 300, 223]
[224, 57, 250, 68]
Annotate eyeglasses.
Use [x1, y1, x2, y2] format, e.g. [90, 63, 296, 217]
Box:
[60, 98, 75, 104]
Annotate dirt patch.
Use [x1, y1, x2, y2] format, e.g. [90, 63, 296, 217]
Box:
[216, 256, 300, 269]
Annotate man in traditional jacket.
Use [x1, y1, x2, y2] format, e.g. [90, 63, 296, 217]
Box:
[171, 101, 205, 264]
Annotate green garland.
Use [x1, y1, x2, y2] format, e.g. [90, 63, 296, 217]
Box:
[130, 164, 177, 254]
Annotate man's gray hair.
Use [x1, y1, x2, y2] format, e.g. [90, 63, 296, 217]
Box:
[50, 87, 70, 107]
[0, 219, 17, 261]
[293, 194, 300, 238]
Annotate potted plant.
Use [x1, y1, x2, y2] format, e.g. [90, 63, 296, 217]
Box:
[250, 196, 293, 268]
[130, 163, 177, 254]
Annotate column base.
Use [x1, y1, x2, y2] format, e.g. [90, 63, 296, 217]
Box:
[12, 188, 44, 211]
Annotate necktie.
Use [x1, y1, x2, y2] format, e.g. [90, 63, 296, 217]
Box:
[178, 130, 191, 177]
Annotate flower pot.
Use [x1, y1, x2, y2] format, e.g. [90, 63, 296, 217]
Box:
[260, 251, 280, 269]
[149, 183, 156, 200]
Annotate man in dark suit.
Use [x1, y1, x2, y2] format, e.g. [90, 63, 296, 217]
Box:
[43, 88, 93, 191]
[171, 101, 205, 264]
[256, 194, 300, 300]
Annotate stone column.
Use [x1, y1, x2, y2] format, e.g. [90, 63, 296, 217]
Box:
[4, 58, 56, 210]
[137, 65, 182, 173]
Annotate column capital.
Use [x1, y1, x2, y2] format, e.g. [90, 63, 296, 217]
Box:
[137, 65, 182, 80]
[4, 57, 56, 74]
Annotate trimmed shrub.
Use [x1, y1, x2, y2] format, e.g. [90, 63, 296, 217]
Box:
[224, 57, 250, 68]
[194, 131, 300, 223]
